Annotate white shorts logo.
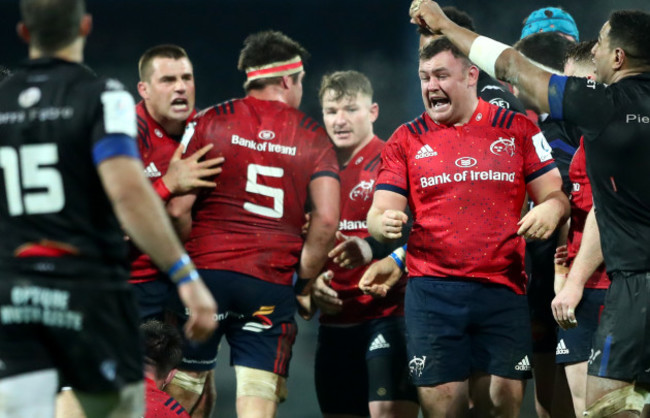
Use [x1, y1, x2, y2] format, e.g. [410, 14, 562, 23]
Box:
[409, 355, 427, 377]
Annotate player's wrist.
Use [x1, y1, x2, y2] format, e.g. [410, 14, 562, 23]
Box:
[468, 36, 511, 79]
[389, 245, 407, 271]
[294, 277, 311, 296]
[168, 254, 200, 286]
[153, 177, 172, 202]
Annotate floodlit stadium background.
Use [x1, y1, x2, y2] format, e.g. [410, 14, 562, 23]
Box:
[2, 0, 648, 416]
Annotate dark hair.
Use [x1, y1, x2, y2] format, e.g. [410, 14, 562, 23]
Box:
[420, 36, 472, 68]
[138, 44, 190, 82]
[19, 0, 86, 53]
[237, 30, 310, 91]
[564, 40, 596, 66]
[141, 320, 183, 381]
[0, 66, 11, 83]
[319, 70, 373, 104]
[513, 32, 574, 72]
[608, 10, 650, 65]
[417, 6, 475, 37]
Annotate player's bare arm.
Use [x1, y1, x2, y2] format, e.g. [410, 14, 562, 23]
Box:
[166, 193, 198, 241]
[99, 156, 216, 341]
[518, 169, 570, 240]
[367, 190, 408, 243]
[297, 176, 340, 317]
[409, 0, 553, 114]
[162, 143, 225, 195]
[554, 221, 570, 295]
[552, 207, 603, 330]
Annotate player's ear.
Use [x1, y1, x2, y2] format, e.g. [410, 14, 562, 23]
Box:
[137, 81, 149, 100]
[16, 22, 30, 44]
[80, 14, 92, 37]
[369, 102, 379, 123]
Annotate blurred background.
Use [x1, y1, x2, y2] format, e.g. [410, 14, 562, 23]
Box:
[2, 0, 648, 416]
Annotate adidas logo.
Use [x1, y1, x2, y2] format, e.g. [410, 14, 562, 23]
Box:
[369, 334, 391, 351]
[515, 355, 531, 371]
[415, 144, 437, 159]
[556, 339, 570, 355]
[144, 162, 161, 178]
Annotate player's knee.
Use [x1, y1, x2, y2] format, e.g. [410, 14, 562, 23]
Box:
[583, 385, 650, 417]
[235, 365, 287, 403]
[170, 370, 208, 395]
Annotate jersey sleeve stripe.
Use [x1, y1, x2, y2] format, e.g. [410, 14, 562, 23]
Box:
[524, 162, 557, 183]
[311, 171, 340, 181]
[299, 115, 311, 128]
[376, 183, 408, 196]
[492, 107, 504, 127]
[548, 74, 568, 120]
[505, 111, 516, 129]
[416, 116, 429, 132]
[365, 154, 381, 171]
[548, 139, 577, 155]
[498, 109, 511, 128]
[406, 123, 416, 135]
[92, 134, 140, 165]
[227, 100, 235, 114]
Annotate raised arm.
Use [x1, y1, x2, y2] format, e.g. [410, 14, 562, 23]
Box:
[409, 0, 554, 113]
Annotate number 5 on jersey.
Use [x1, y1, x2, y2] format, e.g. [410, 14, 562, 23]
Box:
[244, 163, 284, 218]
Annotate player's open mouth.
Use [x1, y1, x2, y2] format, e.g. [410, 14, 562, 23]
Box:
[171, 98, 189, 110]
[430, 97, 450, 110]
[334, 130, 351, 137]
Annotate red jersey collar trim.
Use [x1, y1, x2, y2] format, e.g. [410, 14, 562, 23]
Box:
[136, 101, 197, 132]
[421, 98, 491, 128]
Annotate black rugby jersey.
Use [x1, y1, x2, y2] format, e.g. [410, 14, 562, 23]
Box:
[477, 70, 526, 114]
[0, 58, 138, 278]
[549, 73, 650, 273]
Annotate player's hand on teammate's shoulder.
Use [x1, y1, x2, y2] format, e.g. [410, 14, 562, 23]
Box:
[163, 143, 225, 195]
[358, 256, 403, 298]
[177, 277, 218, 341]
[311, 271, 343, 315]
[328, 231, 373, 269]
[379, 210, 408, 241]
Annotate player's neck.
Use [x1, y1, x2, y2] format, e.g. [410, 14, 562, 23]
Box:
[29, 38, 84, 63]
[338, 134, 374, 166]
[149, 110, 186, 137]
[248, 86, 289, 105]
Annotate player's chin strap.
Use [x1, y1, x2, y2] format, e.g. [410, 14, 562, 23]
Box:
[583, 384, 650, 417]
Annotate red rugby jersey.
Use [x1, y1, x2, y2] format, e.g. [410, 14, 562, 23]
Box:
[320, 137, 406, 325]
[377, 100, 556, 294]
[144, 377, 190, 418]
[184, 96, 339, 285]
[566, 137, 609, 289]
[128, 102, 196, 284]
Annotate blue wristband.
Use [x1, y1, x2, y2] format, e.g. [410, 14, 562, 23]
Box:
[389, 252, 405, 270]
[177, 269, 200, 286]
[168, 254, 199, 286]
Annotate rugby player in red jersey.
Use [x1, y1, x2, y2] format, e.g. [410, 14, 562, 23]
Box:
[309, 71, 418, 418]
[130, 44, 224, 322]
[165, 31, 340, 418]
[362, 37, 569, 417]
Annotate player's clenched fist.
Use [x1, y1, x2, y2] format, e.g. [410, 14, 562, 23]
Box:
[380, 210, 408, 240]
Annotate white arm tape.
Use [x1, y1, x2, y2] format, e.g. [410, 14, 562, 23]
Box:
[468, 36, 512, 79]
